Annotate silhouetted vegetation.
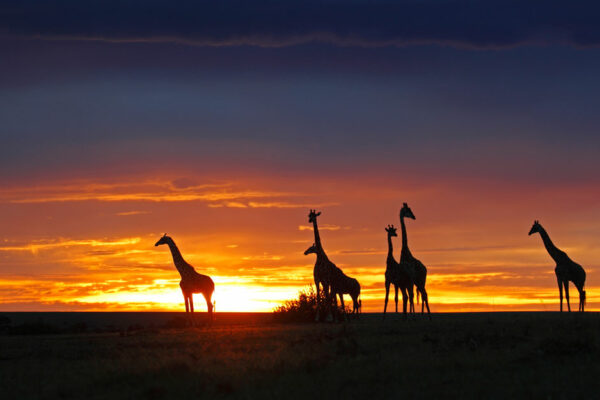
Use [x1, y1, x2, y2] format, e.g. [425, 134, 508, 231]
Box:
[273, 287, 351, 323]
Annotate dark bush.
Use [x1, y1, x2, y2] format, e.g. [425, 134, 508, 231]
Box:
[273, 287, 349, 323]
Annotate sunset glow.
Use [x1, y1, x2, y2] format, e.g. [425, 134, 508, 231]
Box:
[1, 174, 598, 312]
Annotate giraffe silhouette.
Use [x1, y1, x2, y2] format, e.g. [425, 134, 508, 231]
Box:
[304, 209, 345, 321]
[383, 224, 414, 319]
[155, 234, 215, 324]
[528, 220, 586, 312]
[306, 242, 361, 317]
[399, 203, 431, 316]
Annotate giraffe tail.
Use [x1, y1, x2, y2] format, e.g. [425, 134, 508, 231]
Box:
[416, 290, 420, 305]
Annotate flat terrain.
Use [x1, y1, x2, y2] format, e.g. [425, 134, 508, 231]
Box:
[1, 312, 600, 399]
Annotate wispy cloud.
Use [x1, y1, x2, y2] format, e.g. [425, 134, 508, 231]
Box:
[5, 1, 600, 49]
[338, 248, 385, 255]
[0, 237, 141, 254]
[298, 224, 348, 231]
[241, 254, 283, 261]
[0, 180, 297, 205]
[116, 211, 150, 216]
[210, 201, 339, 209]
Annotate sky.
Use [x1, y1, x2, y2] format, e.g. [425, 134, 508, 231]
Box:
[1, 1, 600, 312]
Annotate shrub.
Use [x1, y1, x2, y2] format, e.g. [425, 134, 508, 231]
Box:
[273, 287, 350, 323]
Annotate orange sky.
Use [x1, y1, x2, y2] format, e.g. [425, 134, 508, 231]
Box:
[1, 171, 599, 313]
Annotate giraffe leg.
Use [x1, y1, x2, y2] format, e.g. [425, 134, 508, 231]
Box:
[401, 286, 408, 319]
[351, 293, 358, 315]
[204, 291, 214, 322]
[338, 292, 346, 320]
[421, 288, 431, 318]
[189, 295, 197, 326]
[557, 278, 563, 312]
[573, 282, 586, 312]
[564, 281, 571, 312]
[394, 285, 399, 313]
[326, 285, 335, 322]
[409, 285, 415, 314]
[184, 293, 189, 313]
[315, 280, 323, 322]
[383, 281, 390, 319]
[184, 295, 194, 327]
[577, 285, 585, 312]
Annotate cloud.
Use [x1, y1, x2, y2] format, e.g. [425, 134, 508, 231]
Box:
[298, 224, 348, 231]
[2, 1, 600, 49]
[338, 248, 385, 255]
[208, 201, 338, 209]
[116, 211, 150, 216]
[0, 237, 141, 254]
[0, 179, 294, 204]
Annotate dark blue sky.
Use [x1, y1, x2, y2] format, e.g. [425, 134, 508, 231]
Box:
[1, 1, 600, 184]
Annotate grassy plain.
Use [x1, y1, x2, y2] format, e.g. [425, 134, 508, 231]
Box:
[1, 312, 600, 399]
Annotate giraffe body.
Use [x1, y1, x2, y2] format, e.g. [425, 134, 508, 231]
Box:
[529, 221, 586, 312]
[155, 234, 215, 323]
[330, 265, 361, 315]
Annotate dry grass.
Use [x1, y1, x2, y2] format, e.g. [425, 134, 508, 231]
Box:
[1, 312, 600, 399]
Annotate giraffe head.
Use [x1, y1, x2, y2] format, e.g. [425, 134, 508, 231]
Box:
[308, 209, 321, 224]
[385, 224, 398, 237]
[400, 203, 416, 220]
[154, 233, 171, 246]
[528, 220, 542, 236]
[304, 243, 318, 255]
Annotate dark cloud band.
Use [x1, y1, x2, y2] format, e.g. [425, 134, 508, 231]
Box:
[2, 0, 600, 48]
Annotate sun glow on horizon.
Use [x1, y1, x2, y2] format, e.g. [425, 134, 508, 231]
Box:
[1, 175, 600, 313]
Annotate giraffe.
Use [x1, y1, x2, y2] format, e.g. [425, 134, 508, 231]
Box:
[306, 242, 361, 317]
[155, 234, 215, 324]
[399, 203, 431, 316]
[332, 269, 362, 316]
[528, 220, 586, 312]
[304, 209, 340, 321]
[383, 224, 415, 319]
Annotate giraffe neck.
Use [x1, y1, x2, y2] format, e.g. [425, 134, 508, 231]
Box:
[538, 227, 564, 263]
[312, 219, 323, 251]
[387, 234, 395, 261]
[316, 249, 330, 263]
[311, 219, 331, 262]
[400, 215, 412, 258]
[166, 240, 189, 276]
